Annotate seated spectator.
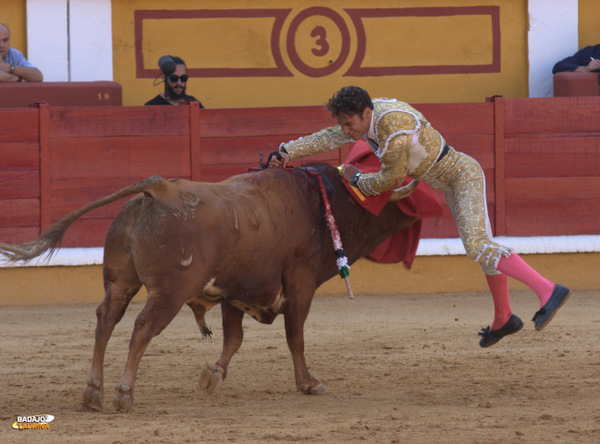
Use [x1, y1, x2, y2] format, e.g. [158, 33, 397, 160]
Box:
[145, 56, 204, 106]
[552, 44, 600, 74]
[0, 23, 43, 82]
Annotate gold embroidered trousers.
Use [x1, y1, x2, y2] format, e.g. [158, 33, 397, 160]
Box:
[421, 146, 513, 274]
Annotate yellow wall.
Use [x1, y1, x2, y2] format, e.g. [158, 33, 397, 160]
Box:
[112, 0, 529, 107]
[2, 253, 598, 305]
[1, 0, 28, 57]
[579, 0, 600, 47]
[4, 1, 597, 107]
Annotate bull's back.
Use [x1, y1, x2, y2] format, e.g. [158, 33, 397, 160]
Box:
[129, 172, 325, 291]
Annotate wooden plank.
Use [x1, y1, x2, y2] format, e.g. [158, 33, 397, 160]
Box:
[195, 151, 344, 183]
[189, 101, 202, 182]
[198, 106, 335, 138]
[443, 134, 494, 168]
[494, 96, 507, 235]
[49, 136, 191, 180]
[56, 219, 113, 247]
[505, 177, 600, 200]
[50, 198, 130, 221]
[505, 135, 600, 178]
[39, 103, 51, 232]
[197, 103, 494, 144]
[414, 102, 495, 136]
[504, 96, 600, 134]
[0, 143, 39, 168]
[194, 165, 258, 184]
[49, 105, 190, 138]
[506, 200, 600, 236]
[195, 134, 491, 170]
[0, 227, 40, 244]
[195, 136, 342, 166]
[420, 204, 497, 239]
[0, 109, 39, 142]
[420, 205, 458, 238]
[196, 136, 294, 166]
[49, 178, 151, 219]
[0, 81, 122, 108]
[477, 168, 496, 201]
[0, 169, 40, 199]
[0, 198, 40, 226]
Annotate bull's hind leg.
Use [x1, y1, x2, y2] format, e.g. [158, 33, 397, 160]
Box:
[199, 302, 244, 394]
[84, 198, 143, 411]
[113, 289, 187, 412]
[83, 276, 141, 411]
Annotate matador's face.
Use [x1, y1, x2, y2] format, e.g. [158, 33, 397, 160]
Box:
[335, 107, 372, 141]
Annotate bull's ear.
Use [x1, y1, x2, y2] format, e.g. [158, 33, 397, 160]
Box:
[389, 180, 419, 201]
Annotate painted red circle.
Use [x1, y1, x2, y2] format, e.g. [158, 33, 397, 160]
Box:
[286, 7, 351, 77]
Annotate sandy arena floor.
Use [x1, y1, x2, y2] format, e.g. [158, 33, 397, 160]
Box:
[1, 290, 598, 443]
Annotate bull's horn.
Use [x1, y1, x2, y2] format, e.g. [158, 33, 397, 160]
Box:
[389, 180, 419, 201]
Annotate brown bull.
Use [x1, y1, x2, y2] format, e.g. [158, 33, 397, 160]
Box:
[0, 164, 418, 412]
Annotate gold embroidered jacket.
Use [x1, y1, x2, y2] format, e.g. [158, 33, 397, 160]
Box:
[284, 98, 446, 195]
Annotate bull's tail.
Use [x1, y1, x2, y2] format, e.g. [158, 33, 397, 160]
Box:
[0, 175, 166, 263]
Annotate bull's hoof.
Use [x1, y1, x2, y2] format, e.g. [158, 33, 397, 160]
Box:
[113, 385, 134, 412]
[298, 383, 327, 395]
[198, 365, 224, 394]
[113, 393, 133, 412]
[83, 385, 104, 411]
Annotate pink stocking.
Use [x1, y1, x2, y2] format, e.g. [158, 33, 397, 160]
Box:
[485, 273, 511, 330]
[497, 253, 554, 307]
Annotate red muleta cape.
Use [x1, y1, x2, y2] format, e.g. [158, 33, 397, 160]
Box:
[343, 140, 444, 269]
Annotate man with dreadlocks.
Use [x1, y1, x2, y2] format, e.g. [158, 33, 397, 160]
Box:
[270, 85, 571, 348]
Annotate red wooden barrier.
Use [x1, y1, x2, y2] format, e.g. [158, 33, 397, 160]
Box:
[0, 81, 122, 108]
[502, 97, 600, 236]
[553, 72, 599, 97]
[0, 97, 599, 248]
[0, 108, 41, 242]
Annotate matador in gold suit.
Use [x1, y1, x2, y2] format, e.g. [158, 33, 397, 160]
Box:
[274, 87, 570, 348]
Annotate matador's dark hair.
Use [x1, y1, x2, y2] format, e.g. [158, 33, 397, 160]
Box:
[325, 86, 374, 117]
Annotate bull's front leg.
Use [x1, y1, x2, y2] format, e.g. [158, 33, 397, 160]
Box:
[284, 291, 326, 395]
[198, 302, 244, 394]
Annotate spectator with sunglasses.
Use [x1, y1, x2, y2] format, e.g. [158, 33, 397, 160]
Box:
[145, 56, 203, 106]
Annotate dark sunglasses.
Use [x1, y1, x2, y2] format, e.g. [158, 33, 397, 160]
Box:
[167, 74, 188, 83]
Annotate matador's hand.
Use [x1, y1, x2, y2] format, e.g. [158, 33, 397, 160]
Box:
[341, 164, 361, 183]
[269, 151, 289, 168]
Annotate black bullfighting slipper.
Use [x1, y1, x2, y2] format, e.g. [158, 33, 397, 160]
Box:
[532, 284, 571, 331]
[478, 314, 524, 348]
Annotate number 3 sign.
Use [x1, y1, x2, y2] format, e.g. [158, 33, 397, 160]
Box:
[286, 7, 351, 77]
